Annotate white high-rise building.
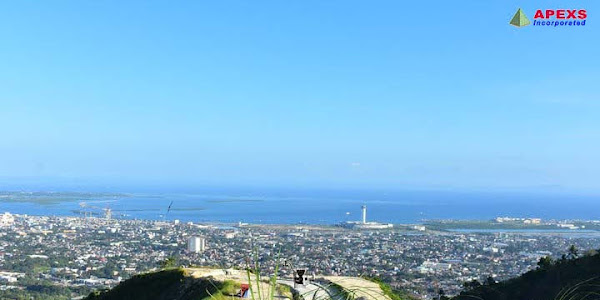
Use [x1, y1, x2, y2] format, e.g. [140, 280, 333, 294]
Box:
[187, 236, 206, 253]
[361, 205, 367, 224]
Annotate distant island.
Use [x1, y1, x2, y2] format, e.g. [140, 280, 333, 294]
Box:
[425, 218, 600, 232]
[0, 191, 131, 205]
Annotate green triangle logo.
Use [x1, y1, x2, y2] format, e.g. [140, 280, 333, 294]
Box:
[510, 8, 531, 27]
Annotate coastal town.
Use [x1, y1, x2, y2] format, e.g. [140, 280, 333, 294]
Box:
[2, 212, 600, 299]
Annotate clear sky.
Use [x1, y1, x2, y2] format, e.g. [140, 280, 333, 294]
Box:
[0, 1, 598, 192]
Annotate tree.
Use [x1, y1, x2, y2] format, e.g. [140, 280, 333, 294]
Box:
[438, 288, 450, 300]
[463, 279, 482, 290]
[537, 256, 553, 269]
[568, 245, 579, 259]
[560, 254, 567, 263]
[159, 257, 177, 269]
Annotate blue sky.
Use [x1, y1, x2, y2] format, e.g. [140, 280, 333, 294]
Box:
[0, 1, 598, 191]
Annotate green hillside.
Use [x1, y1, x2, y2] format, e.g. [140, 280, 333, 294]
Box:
[84, 269, 240, 300]
[84, 250, 600, 300]
[453, 249, 600, 300]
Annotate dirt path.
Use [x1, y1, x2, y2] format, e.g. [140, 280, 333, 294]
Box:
[185, 267, 290, 299]
[279, 279, 344, 300]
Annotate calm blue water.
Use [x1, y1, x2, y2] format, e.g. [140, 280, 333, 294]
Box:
[2, 188, 600, 224]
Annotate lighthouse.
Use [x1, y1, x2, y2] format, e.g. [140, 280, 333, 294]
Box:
[361, 205, 367, 224]
[342, 205, 393, 229]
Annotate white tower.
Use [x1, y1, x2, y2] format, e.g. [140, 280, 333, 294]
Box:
[104, 208, 112, 220]
[361, 205, 367, 224]
[188, 236, 206, 253]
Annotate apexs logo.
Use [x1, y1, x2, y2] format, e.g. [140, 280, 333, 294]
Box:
[510, 8, 587, 28]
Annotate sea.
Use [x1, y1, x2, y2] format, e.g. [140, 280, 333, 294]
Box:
[2, 186, 600, 224]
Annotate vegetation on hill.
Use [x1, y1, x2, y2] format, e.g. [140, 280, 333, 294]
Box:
[82, 267, 416, 300]
[84, 268, 239, 300]
[453, 246, 600, 300]
[367, 277, 417, 300]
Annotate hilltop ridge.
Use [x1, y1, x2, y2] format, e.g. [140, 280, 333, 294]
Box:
[82, 267, 403, 300]
[83, 269, 241, 300]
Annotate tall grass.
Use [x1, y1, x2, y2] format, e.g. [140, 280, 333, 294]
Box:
[554, 277, 600, 300]
[207, 246, 404, 300]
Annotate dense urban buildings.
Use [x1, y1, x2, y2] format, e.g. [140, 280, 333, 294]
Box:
[1, 212, 600, 299]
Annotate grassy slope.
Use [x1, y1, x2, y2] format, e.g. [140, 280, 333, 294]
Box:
[84, 269, 240, 300]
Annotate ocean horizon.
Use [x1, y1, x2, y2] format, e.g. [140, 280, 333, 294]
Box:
[2, 187, 600, 224]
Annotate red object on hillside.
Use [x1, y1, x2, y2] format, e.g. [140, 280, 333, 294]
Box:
[238, 284, 250, 298]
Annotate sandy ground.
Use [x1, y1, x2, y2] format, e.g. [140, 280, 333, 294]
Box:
[184, 268, 389, 300]
[185, 267, 290, 299]
[279, 279, 344, 300]
[323, 276, 392, 300]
